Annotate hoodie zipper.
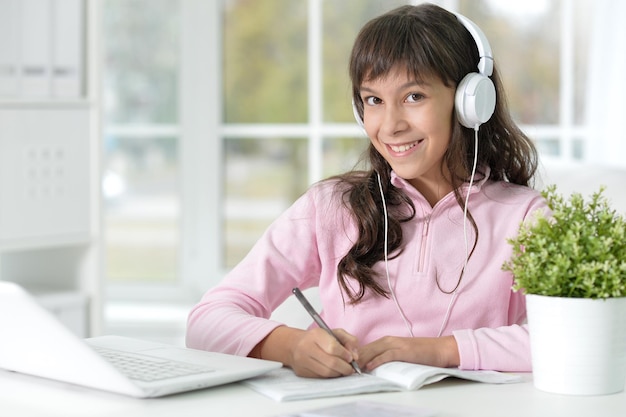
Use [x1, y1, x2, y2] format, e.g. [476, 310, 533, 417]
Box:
[414, 192, 457, 274]
[416, 214, 430, 273]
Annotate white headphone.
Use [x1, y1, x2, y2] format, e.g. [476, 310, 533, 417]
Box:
[352, 12, 496, 131]
[454, 13, 496, 129]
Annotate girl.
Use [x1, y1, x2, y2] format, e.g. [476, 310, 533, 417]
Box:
[186, 3, 546, 378]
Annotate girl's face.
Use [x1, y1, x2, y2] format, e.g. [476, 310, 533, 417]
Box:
[360, 66, 455, 204]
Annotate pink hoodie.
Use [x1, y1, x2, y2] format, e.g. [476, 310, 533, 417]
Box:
[186, 171, 546, 371]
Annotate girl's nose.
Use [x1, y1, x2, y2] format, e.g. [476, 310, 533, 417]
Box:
[381, 105, 409, 136]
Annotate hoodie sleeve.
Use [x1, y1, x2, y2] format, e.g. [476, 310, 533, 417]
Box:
[453, 323, 531, 371]
[185, 183, 329, 356]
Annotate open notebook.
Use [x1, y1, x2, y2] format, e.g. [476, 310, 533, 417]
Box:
[0, 281, 282, 398]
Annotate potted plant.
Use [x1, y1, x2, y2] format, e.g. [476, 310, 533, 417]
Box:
[503, 185, 626, 396]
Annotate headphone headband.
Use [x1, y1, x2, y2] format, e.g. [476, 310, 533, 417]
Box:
[455, 13, 494, 77]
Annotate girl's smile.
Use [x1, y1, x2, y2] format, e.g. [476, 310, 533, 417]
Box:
[388, 139, 423, 154]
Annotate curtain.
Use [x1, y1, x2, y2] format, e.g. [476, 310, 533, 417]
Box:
[585, 0, 626, 167]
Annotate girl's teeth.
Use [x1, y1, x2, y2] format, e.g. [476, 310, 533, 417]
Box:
[390, 142, 417, 152]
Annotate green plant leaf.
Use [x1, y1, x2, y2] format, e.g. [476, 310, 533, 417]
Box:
[503, 185, 626, 299]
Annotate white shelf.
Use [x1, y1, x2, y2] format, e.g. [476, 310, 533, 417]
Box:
[0, 0, 101, 337]
[0, 99, 92, 109]
[31, 286, 87, 305]
[0, 234, 92, 252]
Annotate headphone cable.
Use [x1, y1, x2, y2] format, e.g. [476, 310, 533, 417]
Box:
[436, 125, 480, 337]
[377, 172, 415, 337]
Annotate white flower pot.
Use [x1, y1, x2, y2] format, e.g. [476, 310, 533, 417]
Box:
[526, 294, 626, 395]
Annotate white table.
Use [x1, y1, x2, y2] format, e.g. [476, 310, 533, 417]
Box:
[2, 370, 625, 417]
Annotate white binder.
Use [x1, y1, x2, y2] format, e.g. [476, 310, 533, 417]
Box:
[19, 0, 53, 98]
[52, 0, 84, 98]
[0, 0, 19, 97]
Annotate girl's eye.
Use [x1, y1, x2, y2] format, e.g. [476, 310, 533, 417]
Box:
[364, 96, 381, 106]
[406, 93, 424, 103]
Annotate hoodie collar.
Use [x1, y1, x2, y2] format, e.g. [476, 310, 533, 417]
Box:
[389, 167, 491, 202]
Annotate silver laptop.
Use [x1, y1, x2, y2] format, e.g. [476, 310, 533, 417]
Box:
[0, 281, 282, 398]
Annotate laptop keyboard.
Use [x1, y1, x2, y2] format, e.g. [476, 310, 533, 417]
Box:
[93, 346, 215, 382]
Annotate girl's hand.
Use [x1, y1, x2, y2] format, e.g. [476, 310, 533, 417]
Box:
[357, 335, 460, 372]
[289, 327, 360, 378]
[250, 326, 360, 378]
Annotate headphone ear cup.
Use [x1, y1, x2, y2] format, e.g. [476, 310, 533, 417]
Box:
[352, 98, 365, 131]
[455, 72, 496, 129]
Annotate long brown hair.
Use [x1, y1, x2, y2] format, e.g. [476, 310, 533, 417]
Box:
[333, 3, 538, 304]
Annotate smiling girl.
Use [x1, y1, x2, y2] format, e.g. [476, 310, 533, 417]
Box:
[187, 3, 546, 378]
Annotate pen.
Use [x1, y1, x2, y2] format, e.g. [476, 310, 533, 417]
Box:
[292, 287, 362, 375]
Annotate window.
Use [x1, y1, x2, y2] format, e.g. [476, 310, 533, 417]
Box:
[102, 0, 182, 297]
[102, 0, 617, 304]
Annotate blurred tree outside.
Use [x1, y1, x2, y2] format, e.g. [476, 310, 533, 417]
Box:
[103, 0, 181, 283]
[103, 0, 179, 124]
[460, 0, 560, 125]
[223, 0, 307, 123]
